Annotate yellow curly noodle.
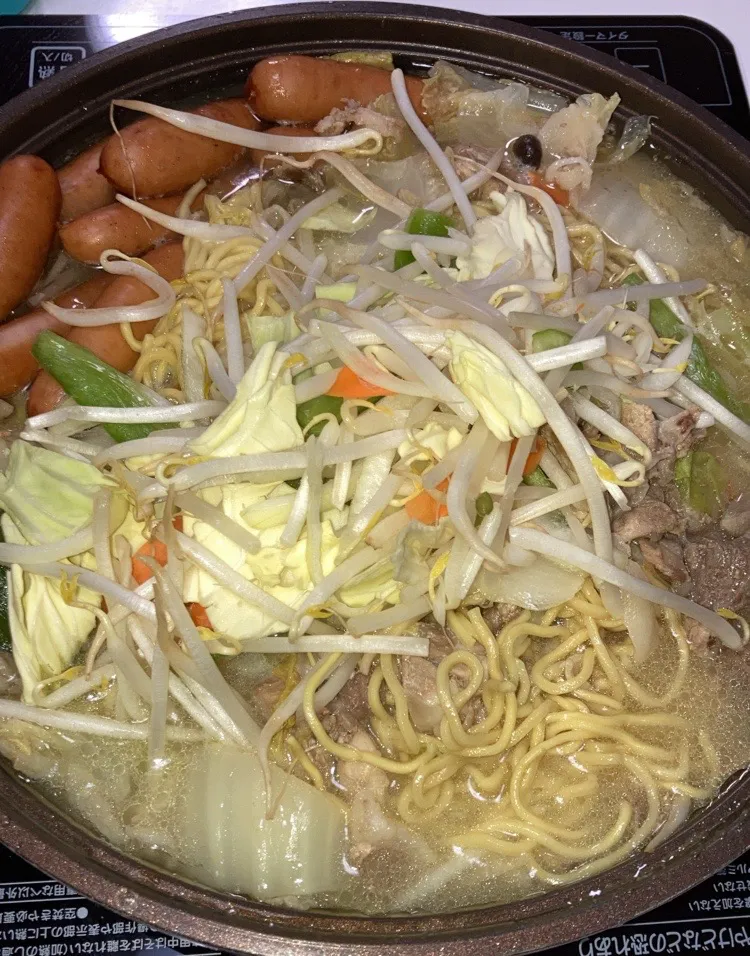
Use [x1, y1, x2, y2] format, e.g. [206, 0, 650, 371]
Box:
[293, 580, 719, 883]
[129, 184, 288, 400]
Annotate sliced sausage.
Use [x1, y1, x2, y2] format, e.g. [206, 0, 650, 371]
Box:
[27, 241, 184, 416]
[0, 273, 111, 397]
[99, 98, 261, 198]
[58, 141, 117, 223]
[59, 191, 204, 264]
[249, 125, 317, 167]
[247, 56, 426, 124]
[0, 155, 61, 322]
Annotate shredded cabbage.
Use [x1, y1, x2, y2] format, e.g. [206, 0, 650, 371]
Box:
[0, 442, 113, 544]
[446, 331, 545, 441]
[190, 343, 303, 459]
[456, 190, 554, 282]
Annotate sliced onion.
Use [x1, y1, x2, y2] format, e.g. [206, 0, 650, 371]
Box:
[619, 558, 658, 664]
[472, 554, 584, 610]
[42, 251, 175, 325]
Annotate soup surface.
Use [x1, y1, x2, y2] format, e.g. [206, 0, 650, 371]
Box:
[0, 52, 749, 914]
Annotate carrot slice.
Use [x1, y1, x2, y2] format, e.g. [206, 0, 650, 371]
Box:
[327, 366, 394, 399]
[131, 513, 184, 584]
[508, 436, 547, 477]
[132, 539, 168, 585]
[405, 477, 449, 525]
[528, 171, 570, 207]
[188, 602, 213, 629]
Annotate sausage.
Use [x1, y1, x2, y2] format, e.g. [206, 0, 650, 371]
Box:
[58, 141, 117, 223]
[28, 241, 184, 416]
[249, 125, 317, 167]
[0, 273, 111, 397]
[59, 191, 203, 264]
[99, 98, 262, 198]
[0, 155, 61, 322]
[246, 56, 426, 124]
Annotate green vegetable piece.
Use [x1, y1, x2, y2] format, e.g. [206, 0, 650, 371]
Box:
[393, 207, 453, 271]
[621, 274, 749, 421]
[296, 394, 343, 437]
[532, 329, 572, 352]
[475, 491, 493, 518]
[523, 466, 554, 488]
[675, 450, 725, 518]
[0, 519, 11, 653]
[32, 331, 175, 443]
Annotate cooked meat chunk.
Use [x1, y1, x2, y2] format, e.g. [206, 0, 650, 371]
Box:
[348, 795, 402, 868]
[639, 537, 688, 584]
[621, 401, 658, 452]
[683, 530, 750, 614]
[685, 620, 712, 655]
[315, 99, 404, 138]
[400, 657, 443, 733]
[658, 408, 704, 460]
[400, 651, 485, 733]
[481, 602, 521, 634]
[418, 620, 456, 663]
[249, 674, 284, 724]
[338, 730, 389, 802]
[321, 671, 371, 744]
[613, 500, 684, 543]
[721, 495, 750, 538]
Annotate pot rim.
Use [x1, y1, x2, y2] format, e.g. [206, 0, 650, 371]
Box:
[0, 5, 749, 954]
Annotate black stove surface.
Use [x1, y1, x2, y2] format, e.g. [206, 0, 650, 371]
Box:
[0, 11, 748, 956]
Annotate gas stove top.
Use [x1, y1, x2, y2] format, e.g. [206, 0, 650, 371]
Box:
[0, 9, 748, 955]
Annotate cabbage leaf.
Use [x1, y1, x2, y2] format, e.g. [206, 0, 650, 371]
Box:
[190, 342, 303, 459]
[446, 331, 545, 441]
